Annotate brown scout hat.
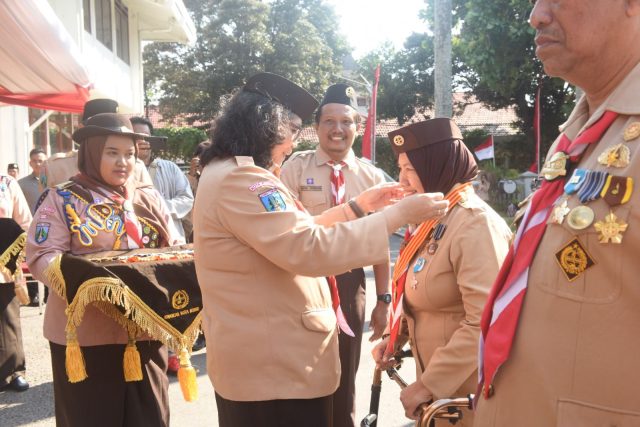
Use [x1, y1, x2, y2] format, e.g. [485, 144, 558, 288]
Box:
[388, 118, 463, 155]
[72, 113, 148, 143]
[319, 83, 359, 111]
[243, 72, 319, 121]
[82, 99, 119, 124]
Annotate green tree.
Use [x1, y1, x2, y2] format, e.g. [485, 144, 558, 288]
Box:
[153, 127, 208, 162]
[143, 0, 348, 127]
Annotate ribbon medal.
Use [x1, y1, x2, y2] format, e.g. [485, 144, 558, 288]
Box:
[600, 175, 633, 206]
[564, 168, 588, 195]
[577, 170, 608, 203]
[594, 211, 628, 244]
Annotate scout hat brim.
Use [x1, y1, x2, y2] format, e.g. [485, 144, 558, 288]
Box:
[73, 113, 148, 143]
[243, 72, 319, 121]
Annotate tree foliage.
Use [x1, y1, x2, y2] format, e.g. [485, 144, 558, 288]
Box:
[153, 127, 208, 162]
[143, 0, 349, 128]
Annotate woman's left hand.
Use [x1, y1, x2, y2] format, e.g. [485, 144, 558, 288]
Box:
[355, 183, 404, 213]
[400, 380, 433, 421]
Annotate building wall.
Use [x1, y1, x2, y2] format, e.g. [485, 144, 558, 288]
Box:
[0, 107, 30, 176]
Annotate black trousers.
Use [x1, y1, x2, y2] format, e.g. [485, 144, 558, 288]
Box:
[332, 268, 366, 427]
[0, 283, 25, 387]
[50, 341, 169, 427]
[216, 392, 333, 427]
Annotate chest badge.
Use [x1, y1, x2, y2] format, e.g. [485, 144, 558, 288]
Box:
[555, 237, 596, 282]
[550, 196, 570, 224]
[594, 211, 628, 244]
[566, 205, 595, 230]
[541, 151, 569, 181]
[623, 122, 640, 142]
[597, 143, 630, 168]
[413, 257, 426, 273]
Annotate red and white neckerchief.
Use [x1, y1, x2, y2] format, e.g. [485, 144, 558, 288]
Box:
[293, 198, 354, 336]
[109, 189, 145, 249]
[385, 183, 472, 355]
[478, 111, 619, 398]
[327, 160, 347, 206]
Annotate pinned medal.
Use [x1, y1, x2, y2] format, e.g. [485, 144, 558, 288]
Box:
[623, 122, 640, 142]
[541, 152, 570, 181]
[564, 169, 587, 195]
[600, 175, 633, 206]
[597, 143, 630, 168]
[594, 211, 628, 244]
[427, 242, 438, 255]
[414, 257, 426, 273]
[566, 205, 595, 230]
[554, 237, 596, 282]
[550, 196, 570, 224]
[433, 223, 447, 241]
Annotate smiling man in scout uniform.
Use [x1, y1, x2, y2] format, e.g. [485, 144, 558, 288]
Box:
[280, 84, 391, 427]
[475, 1, 640, 426]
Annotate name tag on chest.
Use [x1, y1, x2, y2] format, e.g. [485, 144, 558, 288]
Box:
[300, 185, 323, 192]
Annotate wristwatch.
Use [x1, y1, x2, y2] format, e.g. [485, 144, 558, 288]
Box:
[377, 293, 392, 304]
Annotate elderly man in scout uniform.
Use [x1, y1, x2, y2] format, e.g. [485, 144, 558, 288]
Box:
[475, 1, 640, 425]
[280, 83, 391, 427]
[0, 174, 32, 392]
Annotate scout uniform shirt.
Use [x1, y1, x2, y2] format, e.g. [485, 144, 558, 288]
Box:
[0, 175, 32, 283]
[193, 156, 391, 402]
[474, 62, 640, 426]
[26, 182, 173, 346]
[402, 187, 511, 427]
[280, 147, 385, 215]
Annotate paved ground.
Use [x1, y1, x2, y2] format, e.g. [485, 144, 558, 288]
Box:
[0, 234, 416, 426]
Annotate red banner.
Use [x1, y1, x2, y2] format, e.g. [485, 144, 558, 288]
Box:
[361, 64, 380, 160]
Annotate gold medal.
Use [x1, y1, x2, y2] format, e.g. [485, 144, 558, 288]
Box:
[541, 152, 569, 181]
[623, 122, 640, 142]
[554, 237, 596, 282]
[594, 211, 628, 244]
[597, 143, 630, 168]
[550, 197, 570, 224]
[566, 205, 595, 230]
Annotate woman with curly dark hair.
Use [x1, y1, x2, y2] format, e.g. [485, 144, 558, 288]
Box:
[193, 73, 449, 427]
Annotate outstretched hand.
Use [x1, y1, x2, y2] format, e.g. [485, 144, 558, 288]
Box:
[355, 182, 405, 213]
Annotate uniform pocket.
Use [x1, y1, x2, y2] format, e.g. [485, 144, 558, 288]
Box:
[300, 189, 328, 209]
[557, 399, 640, 427]
[301, 308, 336, 333]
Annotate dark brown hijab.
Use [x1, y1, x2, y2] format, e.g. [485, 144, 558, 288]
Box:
[71, 134, 172, 247]
[388, 118, 478, 194]
[406, 139, 478, 194]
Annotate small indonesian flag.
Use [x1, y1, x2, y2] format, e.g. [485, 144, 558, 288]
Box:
[474, 136, 495, 161]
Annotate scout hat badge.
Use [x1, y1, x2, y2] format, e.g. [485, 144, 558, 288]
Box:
[318, 83, 359, 110]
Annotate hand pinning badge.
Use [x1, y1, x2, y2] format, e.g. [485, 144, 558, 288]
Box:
[594, 211, 628, 244]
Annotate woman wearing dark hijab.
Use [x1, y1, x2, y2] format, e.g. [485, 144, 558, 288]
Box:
[371, 118, 512, 425]
[27, 113, 177, 427]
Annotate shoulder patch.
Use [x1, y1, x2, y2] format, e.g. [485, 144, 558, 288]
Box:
[249, 181, 273, 192]
[35, 222, 50, 244]
[258, 188, 287, 212]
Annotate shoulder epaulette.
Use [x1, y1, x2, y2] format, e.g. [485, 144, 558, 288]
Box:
[287, 150, 314, 162]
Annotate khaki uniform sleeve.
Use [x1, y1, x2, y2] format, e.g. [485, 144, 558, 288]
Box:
[421, 212, 511, 398]
[210, 165, 390, 277]
[9, 178, 32, 230]
[26, 190, 72, 284]
[279, 158, 301, 198]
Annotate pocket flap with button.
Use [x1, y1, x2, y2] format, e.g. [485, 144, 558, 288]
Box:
[301, 309, 337, 333]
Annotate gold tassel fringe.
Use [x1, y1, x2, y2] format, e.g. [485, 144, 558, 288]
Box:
[123, 340, 143, 382]
[65, 333, 88, 383]
[177, 348, 198, 402]
[43, 254, 67, 299]
[0, 232, 27, 282]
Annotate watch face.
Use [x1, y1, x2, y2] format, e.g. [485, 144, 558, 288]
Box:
[379, 294, 392, 303]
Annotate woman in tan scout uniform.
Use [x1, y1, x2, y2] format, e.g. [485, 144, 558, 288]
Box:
[26, 113, 177, 427]
[371, 118, 511, 425]
[193, 72, 450, 427]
